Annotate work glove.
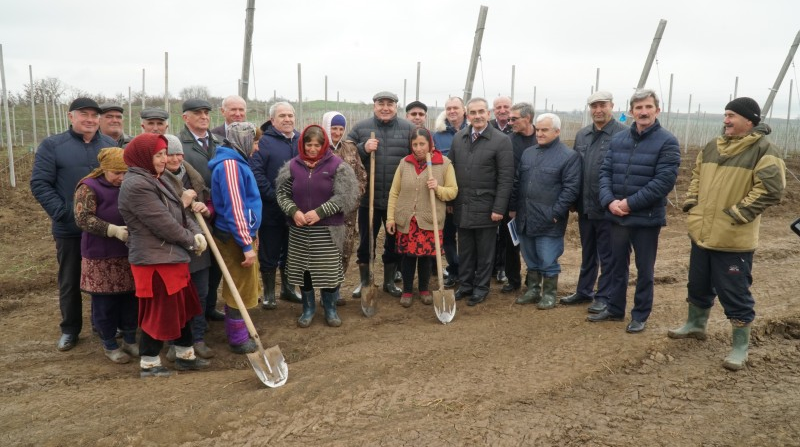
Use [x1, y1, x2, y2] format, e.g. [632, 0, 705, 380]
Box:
[107, 224, 128, 242]
[193, 234, 208, 256]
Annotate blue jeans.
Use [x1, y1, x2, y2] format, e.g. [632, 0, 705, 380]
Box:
[519, 234, 564, 277]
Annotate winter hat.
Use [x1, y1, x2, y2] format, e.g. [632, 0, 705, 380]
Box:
[124, 133, 169, 175]
[321, 111, 346, 146]
[331, 114, 346, 127]
[163, 134, 184, 155]
[725, 97, 761, 125]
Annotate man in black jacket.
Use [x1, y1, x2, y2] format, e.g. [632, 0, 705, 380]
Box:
[31, 98, 116, 351]
[449, 97, 514, 306]
[348, 91, 415, 298]
[561, 91, 626, 313]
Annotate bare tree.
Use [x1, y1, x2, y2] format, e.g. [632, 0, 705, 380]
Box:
[179, 85, 210, 100]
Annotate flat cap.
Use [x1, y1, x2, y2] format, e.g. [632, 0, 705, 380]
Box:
[182, 98, 212, 113]
[140, 107, 169, 120]
[100, 103, 124, 114]
[69, 97, 102, 113]
[405, 100, 427, 113]
[373, 91, 398, 103]
[587, 91, 613, 105]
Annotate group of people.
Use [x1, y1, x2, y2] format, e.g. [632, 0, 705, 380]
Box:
[31, 85, 785, 375]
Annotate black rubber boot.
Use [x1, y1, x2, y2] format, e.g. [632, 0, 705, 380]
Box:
[321, 289, 342, 327]
[260, 269, 277, 310]
[279, 268, 302, 303]
[382, 263, 402, 297]
[297, 289, 316, 328]
[352, 263, 370, 298]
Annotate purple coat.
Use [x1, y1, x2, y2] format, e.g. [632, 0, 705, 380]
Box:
[79, 177, 128, 259]
[288, 151, 345, 226]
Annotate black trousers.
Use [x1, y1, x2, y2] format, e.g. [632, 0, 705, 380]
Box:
[457, 226, 497, 297]
[257, 223, 289, 272]
[500, 215, 521, 288]
[356, 206, 399, 265]
[687, 242, 755, 323]
[140, 323, 193, 358]
[401, 255, 432, 293]
[575, 216, 613, 302]
[443, 212, 458, 276]
[55, 237, 83, 336]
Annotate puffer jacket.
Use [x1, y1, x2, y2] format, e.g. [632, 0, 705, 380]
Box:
[599, 119, 680, 227]
[348, 114, 415, 210]
[684, 123, 785, 252]
[574, 119, 626, 219]
[432, 111, 467, 156]
[510, 137, 582, 237]
[119, 167, 200, 266]
[449, 125, 514, 228]
[31, 128, 116, 238]
[249, 120, 299, 226]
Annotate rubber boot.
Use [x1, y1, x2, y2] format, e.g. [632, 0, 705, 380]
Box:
[334, 288, 346, 306]
[515, 271, 542, 305]
[537, 275, 558, 310]
[279, 268, 302, 303]
[667, 303, 711, 340]
[321, 289, 342, 327]
[260, 269, 277, 310]
[352, 263, 370, 298]
[723, 321, 751, 371]
[382, 263, 403, 297]
[297, 289, 316, 328]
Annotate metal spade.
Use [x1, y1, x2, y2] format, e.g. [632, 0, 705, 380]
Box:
[426, 153, 456, 324]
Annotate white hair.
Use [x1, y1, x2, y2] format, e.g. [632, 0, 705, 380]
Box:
[535, 113, 561, 130]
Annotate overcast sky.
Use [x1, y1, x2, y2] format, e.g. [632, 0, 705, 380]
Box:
[2, 0, 798, 118]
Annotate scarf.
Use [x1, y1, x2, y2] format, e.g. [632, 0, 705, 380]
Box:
[298, 124, 330, 169]
[124, 133, 168, 176]
[225, 121, 257, 158]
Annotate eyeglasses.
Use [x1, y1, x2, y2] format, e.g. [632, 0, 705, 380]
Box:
[508, 116, 523, 122]
[408, 112, 426, 117]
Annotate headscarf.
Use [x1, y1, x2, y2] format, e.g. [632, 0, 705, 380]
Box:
[124, 133, 169, 176]
[321, 111, 346, 147]
[404, 127, 442, 174]
[225, 121, 258, 158]
[298, 124, 330, 169]
[82, 147, 127, 181]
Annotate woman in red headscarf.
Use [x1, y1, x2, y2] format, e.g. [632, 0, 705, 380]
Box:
[275, 125, 359, 328]
[386, 127, 458, 308]
[118, 133, 210, 378]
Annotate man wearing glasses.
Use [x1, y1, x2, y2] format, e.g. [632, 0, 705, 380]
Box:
[405, 101, 427, 128]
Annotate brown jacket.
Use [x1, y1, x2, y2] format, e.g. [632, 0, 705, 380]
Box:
[387, 156, 457, 233]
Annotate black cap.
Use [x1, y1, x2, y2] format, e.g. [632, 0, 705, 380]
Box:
[405, 100, 427, 113]
[100, 103, 124, 114]
[69, 97, 102, 113]
[182, 98, 212, 113]
[140, 107, 169, 120]
[725, 97, 761, 125]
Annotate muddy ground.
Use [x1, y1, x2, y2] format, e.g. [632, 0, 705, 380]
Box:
[1, 150, 799, 446]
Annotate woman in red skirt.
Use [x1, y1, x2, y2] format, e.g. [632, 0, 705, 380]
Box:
[119, 133, 210, 378]
[387, 128, 458, 307]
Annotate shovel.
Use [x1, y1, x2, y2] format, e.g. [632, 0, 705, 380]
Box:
[194, 212, 288, 388]
[426, 153, 456, 324]
[361, 132, 378, 317]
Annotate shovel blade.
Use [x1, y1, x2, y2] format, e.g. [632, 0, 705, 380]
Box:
[246, 345, 289, 388]
[361, 284, 378, 317]
[432, 288, 456, 324]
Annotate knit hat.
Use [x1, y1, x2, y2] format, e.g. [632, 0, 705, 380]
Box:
[163, 134, 184, 155]
[725, 97, 761, 125]
[99, 147, 128, 172]
[331, 114, 346, 127]
[124, 133, 169, 176]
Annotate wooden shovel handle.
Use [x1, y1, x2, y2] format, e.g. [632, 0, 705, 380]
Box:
[426, 152, 445, 286]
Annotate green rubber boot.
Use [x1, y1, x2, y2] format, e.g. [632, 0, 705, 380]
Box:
[515, 271, 542, 305]
[667, 303, 711, 340]
[723, 321, 751, 371]
[537, 275, 558, 310]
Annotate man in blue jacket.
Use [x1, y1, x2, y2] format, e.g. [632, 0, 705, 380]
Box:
[509, 113, 581, 309]
[250, 102, 302, 309]
[31, 97, 116, 351]
[589, 89, 680, 333]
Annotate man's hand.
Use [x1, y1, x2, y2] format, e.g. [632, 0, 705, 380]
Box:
[608, 200, 630, 217]
[365, 138, 379, 153]
[509, 211, 516, 219]
[241, 249, 256, 267]
[491, 212, 503, 222]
